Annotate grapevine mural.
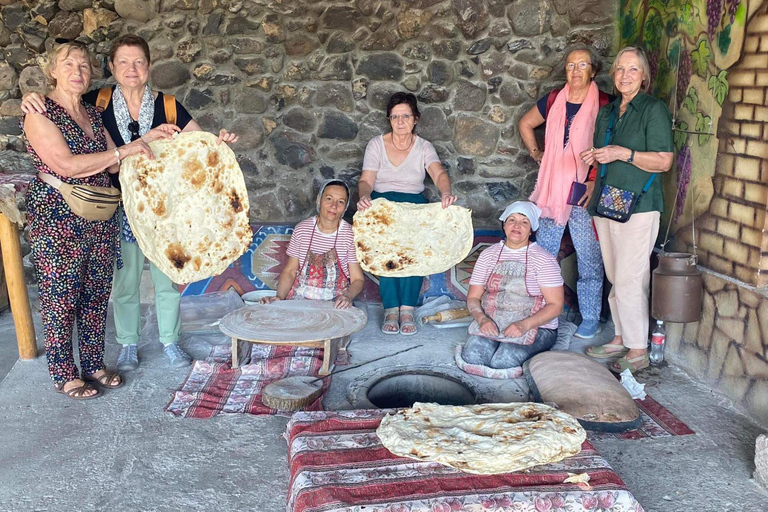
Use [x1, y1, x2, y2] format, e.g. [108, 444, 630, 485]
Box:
[619, 0, 749, 232]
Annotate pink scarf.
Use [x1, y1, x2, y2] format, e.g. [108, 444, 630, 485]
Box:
[529, 82, 600, 226]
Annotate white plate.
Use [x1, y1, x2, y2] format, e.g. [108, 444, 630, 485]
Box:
[241, 290, 277, 305]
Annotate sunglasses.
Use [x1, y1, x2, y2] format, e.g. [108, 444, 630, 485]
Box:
[128, 120, 140, 141]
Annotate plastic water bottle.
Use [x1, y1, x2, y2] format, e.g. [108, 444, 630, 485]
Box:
[650, 320, 666, 366]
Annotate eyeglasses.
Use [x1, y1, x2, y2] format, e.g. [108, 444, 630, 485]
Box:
[387, 114, 413, 122]
[566, 62, 592, 71]
[128, 120, 140, 141]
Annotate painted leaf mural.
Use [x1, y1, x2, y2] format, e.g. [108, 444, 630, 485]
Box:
[708, 70, 729, 106]
[621, 0, 746, 235]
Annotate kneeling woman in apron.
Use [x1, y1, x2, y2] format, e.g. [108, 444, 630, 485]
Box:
[262, 180, 364, 308]
[458, 201, 564, 376]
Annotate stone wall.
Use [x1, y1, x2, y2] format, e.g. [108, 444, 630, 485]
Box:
[0, 0, 617, 226]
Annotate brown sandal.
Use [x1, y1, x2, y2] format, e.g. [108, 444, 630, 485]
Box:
[54, 381, 101, 400]
[83, 370, 124, 389]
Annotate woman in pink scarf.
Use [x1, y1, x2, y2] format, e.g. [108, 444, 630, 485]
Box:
[519, 46, 611, 340]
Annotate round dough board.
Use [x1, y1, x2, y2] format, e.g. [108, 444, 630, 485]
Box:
[219, 300, 368, 343]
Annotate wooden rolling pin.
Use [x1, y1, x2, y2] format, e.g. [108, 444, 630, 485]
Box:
[423, 308, 470, 323]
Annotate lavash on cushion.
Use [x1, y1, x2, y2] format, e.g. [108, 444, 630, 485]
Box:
[120, 131, 251, 284]
[353, 198, 473, 277]
[377, 402, 585, 475]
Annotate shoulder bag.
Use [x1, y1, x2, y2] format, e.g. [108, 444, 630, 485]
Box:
[594, 109, 656, 223]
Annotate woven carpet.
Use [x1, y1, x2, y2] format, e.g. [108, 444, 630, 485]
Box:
[285, 409, 645, 512]
[587, 395, 695, 441]
[165, 344, 329, 418]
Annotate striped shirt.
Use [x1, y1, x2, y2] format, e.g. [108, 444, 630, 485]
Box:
[286, 217, 358, 278]
[469, 242, 563, 329]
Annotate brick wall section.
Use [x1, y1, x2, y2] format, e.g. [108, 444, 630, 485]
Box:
[688, 3, 768, 286]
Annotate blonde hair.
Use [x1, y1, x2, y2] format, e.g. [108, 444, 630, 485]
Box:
[41, 42, 101, 90]
[609, 46, 651, 93]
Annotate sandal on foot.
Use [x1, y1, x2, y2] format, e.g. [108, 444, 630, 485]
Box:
[54, 381, 101, 400]
[83, 370, 124, 389]
[610, 353, 650, 374]
[399, 310, 417, 336]
[586, 344, 629, 359]
[381, 307, 400, 335]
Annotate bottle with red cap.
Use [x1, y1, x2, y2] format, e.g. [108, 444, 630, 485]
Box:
[650, 320, 666, 366]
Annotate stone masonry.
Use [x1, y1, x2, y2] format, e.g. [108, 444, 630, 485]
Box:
[0, 0, 617, 226]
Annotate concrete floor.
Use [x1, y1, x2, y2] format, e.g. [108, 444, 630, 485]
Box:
[0, 292, 766, 511]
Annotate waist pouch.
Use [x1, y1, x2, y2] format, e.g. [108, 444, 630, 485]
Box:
[38, 172, 120, 221]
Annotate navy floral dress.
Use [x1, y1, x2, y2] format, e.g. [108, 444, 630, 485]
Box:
[23, 97, 118, 386]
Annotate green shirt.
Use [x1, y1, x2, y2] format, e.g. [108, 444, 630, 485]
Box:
[587, 92, 674, 215]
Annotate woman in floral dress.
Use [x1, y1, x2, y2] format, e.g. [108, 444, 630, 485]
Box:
[22, 42, 157, 399]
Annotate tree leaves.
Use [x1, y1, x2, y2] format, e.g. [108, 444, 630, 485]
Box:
[691, 39, 712, 77]
[695, 112, 712, 145]
[683, 87, 698, 114]
[708, 70, 729, 106]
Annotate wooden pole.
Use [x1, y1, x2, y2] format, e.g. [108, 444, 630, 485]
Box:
[0, 213, 36, 360]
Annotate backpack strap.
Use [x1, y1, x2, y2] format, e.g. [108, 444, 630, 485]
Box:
[95, 87, 112, 112]
[598, 90, 610, 108]
[544, 88, 562, 118]
[163, 94, 177, 125]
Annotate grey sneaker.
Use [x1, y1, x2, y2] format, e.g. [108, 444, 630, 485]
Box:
[163, 342, 192, 368]
[116, 344, 139, 371]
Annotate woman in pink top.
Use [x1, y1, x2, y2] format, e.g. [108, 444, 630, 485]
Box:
[356, 92, 458, 335]
[263, 180, 364, 309]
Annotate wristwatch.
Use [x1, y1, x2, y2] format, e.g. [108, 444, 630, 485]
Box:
[627, 149, 635, 164]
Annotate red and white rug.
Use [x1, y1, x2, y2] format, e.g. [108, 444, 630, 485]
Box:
[285, 409, 645, 512]
[165, 344, 328, 418]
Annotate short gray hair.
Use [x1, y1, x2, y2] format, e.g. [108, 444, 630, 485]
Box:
[609, 46, 651, 93]
[563, 44, 603, 76]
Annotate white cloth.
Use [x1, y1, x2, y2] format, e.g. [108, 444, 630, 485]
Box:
[499, 201, 542, 231]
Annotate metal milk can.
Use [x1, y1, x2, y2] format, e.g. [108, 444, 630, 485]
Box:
[651, 252, 703, 323]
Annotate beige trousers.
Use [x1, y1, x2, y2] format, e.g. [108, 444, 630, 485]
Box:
[593, 211, 660, 350]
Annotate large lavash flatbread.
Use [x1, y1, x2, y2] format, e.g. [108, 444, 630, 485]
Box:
[120, 131, 251, 284]
[377, 402, 586, 475]
[353, 198, 473, 277]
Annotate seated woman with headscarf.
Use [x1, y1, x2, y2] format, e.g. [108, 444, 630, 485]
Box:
[262, 180, 364, 308]
[457, 201, 564, 377]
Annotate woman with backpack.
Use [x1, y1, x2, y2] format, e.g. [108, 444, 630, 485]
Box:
[22, 35, 238, 372]
[518, 45, 612, 340]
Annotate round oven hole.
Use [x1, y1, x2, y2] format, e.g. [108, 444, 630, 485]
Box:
[366, 372, 476, 409]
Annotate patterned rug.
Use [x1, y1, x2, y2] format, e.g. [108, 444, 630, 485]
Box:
[588, 396, 695, 441]
[165, 344, 329, 418]
[286, 409, 645, 512]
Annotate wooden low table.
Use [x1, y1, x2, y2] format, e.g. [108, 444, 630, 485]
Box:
[219, 300, 367, 375]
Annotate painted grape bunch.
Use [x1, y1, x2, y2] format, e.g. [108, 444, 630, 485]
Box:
[648, 50, 659, 89]
[727, 0, 741, 24]
[707, 0, 723, 37]
[676, 49, 691, 109]
[675, 145, 692, 222]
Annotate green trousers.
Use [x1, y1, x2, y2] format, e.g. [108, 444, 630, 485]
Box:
[113, 239, 181, 346]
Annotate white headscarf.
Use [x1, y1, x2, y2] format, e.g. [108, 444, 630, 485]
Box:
[499, 201, 542, 232]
